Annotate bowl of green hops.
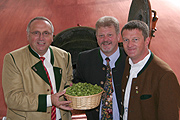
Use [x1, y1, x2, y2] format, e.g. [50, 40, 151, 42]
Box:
[64, 82, 104, 110]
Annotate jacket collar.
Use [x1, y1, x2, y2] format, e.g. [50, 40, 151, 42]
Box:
[137, 52, 154, 77]
[98, 47, 125, 67]
[29, 45, 61, 92]
[28, 45, 54, 66]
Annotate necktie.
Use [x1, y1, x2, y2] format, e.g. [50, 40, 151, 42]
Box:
[101, 57, 113, 120]
[40, 57, 56, 120]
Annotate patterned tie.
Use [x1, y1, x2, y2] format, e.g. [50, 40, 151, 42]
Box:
[40, 57, 56, 120]
[101, 57, 113, 120]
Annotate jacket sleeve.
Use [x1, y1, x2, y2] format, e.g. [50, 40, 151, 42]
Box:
[72, 53, 86, 83]
[2, 53, 47, 112]
[64, 52, 73, 89]
[158, 71, 180, 119]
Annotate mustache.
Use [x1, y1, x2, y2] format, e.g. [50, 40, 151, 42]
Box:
[101, 41, 112, 45]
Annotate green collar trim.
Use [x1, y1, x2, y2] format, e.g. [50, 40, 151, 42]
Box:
[28, 45, 39, 58]
[115, 48, 123, 66]
[98, 49, 103, 64]
[28, 45, 54, 65]
[49, 47, 54, 65]
[137, 52, 154, 77]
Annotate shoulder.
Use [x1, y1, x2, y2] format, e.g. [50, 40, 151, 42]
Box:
[78, 47, 100, 58]
[151, 54, 173, 72]
[9, 45, 29, 55]
[50, 45, 69, 54]
[151, 54, 179, 91]
[3, 45, 32, 69]
[4, 45, 29, 60]
[119, 47, 127, 57]
[76, 47, 101, 65]
[50, 46, 72, 65]
[50, 46, 71, 58]
[145, 53, 178, 81]
[80, 47, 100, 55]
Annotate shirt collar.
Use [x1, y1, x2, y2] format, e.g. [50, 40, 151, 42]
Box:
[129, 49, 151, 67]
[100, 47, 120, 68]
[129, 49, 151, 77]
[39, 48, 51, 63]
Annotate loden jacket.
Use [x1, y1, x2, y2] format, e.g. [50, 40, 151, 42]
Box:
[121, 53, 180, 120]
[2, 45, 73, 120]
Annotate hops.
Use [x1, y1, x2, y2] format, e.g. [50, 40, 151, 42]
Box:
[66, 82, 103, 96]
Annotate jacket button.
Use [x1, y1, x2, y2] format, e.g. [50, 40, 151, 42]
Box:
[96, 109, 99, 112]
[102, 67, 105, 71]
[126, 75, 128, 79]
[101, 81, 104, 85]
[47, 89, 50, 92]
[122, 89, 125, 92]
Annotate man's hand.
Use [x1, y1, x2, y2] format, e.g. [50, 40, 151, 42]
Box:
[51, 90, 73, 110]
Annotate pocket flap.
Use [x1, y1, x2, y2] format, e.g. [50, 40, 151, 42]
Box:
[140, 94, 152, 100]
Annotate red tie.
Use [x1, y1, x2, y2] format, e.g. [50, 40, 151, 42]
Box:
[40, 57, 56, 120]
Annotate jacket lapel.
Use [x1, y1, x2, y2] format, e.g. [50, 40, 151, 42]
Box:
[112, 47, 127, 113]
[29, 45, 62, 92]
[50, 47, 62, 92]
[29, 45, 51, 86]
[53, 67, 62, 92]
[32, 62, 50, 85]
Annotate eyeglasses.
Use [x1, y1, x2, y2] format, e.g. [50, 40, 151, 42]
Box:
[30, 31, 52, 37]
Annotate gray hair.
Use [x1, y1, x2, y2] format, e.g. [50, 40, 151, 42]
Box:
[26, 16, 54, 34]
[121, 20, 149, 40]
[95, 16, 120, 35]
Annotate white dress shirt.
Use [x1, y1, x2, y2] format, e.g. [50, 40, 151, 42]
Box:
[123, 50, 151, 120]
[99, 47, 120, 120]
[40, 48, 61, 120]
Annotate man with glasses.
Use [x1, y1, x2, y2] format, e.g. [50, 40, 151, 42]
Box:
[2, 16, 73, 120]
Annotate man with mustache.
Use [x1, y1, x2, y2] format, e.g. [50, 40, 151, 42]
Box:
[73, 16, 127, 120]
